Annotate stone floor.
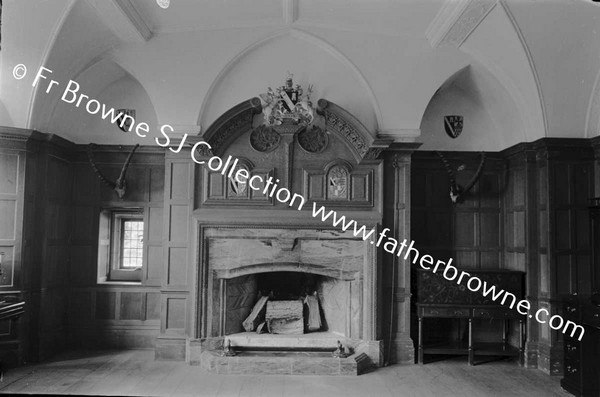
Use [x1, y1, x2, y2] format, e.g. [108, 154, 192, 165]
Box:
[0, 350, 570, 396]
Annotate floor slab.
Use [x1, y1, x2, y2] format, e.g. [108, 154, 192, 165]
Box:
[0, 350, 571, 397]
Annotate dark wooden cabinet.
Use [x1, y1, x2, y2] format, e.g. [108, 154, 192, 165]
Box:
[561, 199, 600, 396]
[415, 269, 525, 365]
[591, 198, 600, 295]
[561, 296, 600, 397]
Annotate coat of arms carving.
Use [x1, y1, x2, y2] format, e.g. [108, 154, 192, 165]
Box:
[444, 115, 463, 139]
[116, 109, 136, 133]
[328, 166, 348, 200]
[229, 164, 249, 197]
[259, 74, 314, 126]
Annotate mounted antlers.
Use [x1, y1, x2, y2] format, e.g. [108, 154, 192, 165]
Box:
[87, 144, 140, 199]
[435, 151, 486, 203]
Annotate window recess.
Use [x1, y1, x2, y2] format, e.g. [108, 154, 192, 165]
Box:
[97, 208, 144, 283]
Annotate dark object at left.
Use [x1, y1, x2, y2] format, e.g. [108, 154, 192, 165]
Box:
[0, 299, 25, 381]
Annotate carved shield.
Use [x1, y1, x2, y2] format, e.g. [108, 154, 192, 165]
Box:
[328, 166, 348, 200]
[116, 109, 136, 133]
[229, 165, 249, 197]
[444, 115, 463, 139]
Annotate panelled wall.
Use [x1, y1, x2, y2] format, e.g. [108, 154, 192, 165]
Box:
[0, 129, 73, 362]
[1, 127, 599, 370]
[0, 128, 29, 366]
[412, 140, 597, 374]
[67, 145, 165, 350]
[0, 129, 167, 363]
[382, 145, 421, 365]
[533, 139, 594, 374]
[411, 151, 504, 270]
[28, 134, 73, 360]
[410, 151, 506, 346]
[502, 144, 539, 366]
[155, 148, 194, 360]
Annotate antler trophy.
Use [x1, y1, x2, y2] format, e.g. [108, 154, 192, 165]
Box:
[435, 151, 486, 203]
[87, 144, 140, 199]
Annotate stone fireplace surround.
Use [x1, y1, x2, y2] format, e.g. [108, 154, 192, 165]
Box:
[187, 227, 383, 373]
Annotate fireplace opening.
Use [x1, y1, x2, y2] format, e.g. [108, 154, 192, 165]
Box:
[219, 268, 356, 346]
[257, 271, 320, 301]
[244, 271, 328, 335]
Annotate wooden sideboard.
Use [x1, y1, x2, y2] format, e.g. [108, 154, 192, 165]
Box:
[415, 269, 525, 365]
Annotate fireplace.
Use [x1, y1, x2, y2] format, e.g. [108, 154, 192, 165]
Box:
[189, 226, 382, 375]
[173, 98, 416, 374]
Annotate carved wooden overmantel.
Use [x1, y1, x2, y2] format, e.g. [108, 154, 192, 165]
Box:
[198, 97, 393, 164]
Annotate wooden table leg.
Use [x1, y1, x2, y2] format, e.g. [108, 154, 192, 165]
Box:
[468, 318, 473, 365]
[418, 317, 423, 364]
[519, 319, 524, 366]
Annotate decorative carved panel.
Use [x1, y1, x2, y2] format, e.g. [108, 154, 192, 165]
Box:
[297, 125, 328, 154]
[302, 162, 373, 207]
[204, 169, 274, 205]
[249, 125, 280, 153]
[416, 270, 524, 305]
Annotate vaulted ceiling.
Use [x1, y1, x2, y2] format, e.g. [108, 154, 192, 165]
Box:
[1, 0, 599, 151]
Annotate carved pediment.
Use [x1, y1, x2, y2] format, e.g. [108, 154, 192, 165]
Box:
[200, 97, 391, 163]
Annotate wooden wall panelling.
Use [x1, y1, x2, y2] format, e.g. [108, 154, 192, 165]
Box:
[383, 144, 420, 364]
[410, 151, 506, 357]
[30, 136, 73, 361]
[593, 137, 600, 198]
[70, 163, 98, 286]
[0, 149, 23, 289]
[164, 157, 191, 291]
[0, 129, 30, 366]
[156, 149, 193, 360]
[66, 146, 164, 350]
[411, 152, 504, 271]
[501, 144, 540, 368]
[532, 139, 594, 375]
[0, 132, 167, 360]
[67, 287, 161, 349]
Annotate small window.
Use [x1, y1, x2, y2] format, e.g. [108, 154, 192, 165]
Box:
[97, 209, 144, 283]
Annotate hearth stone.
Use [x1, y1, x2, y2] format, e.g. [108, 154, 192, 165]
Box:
[227, 331, 340, 349]
[186, 335, 383, 368]
[199, 349, 371, 376]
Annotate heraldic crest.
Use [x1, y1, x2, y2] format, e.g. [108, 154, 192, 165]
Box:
[259, 73, 314, 126]
[444, 115, 463, 139]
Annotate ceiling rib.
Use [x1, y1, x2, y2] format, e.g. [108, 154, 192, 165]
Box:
[425, 0, 496, 48]
[86, 0, 153, 43]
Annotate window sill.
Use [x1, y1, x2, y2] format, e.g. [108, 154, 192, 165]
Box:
[97, 278, 142, 286]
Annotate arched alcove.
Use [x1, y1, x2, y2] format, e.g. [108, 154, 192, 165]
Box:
[419, 63, 526, 151]
[47, 58, 159, 145]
